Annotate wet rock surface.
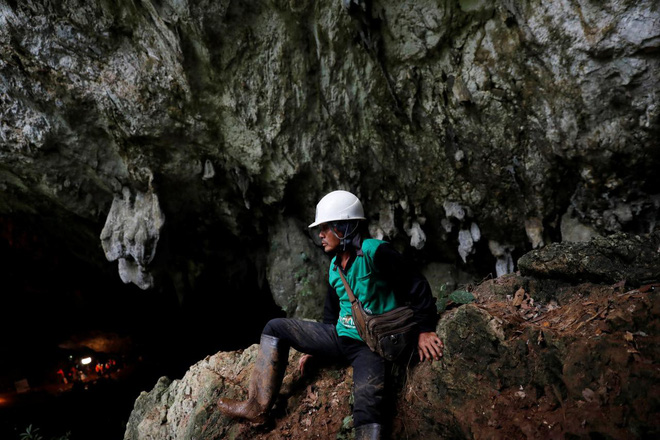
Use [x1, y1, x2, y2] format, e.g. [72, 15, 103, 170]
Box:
[124, 232, 660, 439]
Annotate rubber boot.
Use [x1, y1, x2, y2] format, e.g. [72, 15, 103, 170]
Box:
[355, 423, 382, 440]
[217, 334, 285, 423]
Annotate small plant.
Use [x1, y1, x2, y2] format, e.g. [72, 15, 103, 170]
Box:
[18, 425, 71, 440]
[437, 284, 475, 313]
[19, 425, 43, 440]
[336, 415, 354, 440]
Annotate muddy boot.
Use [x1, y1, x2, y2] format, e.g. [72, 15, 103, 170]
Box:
[217, 334, 286, 423]
[355, 423, 382, 440]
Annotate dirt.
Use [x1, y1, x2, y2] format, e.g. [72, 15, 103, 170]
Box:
[214, 365, 355, 440]
[395, 275, 659, 440]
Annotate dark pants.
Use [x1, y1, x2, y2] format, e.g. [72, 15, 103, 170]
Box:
[263, 318, 387, 428]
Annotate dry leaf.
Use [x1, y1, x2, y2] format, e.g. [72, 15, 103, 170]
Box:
[513, 288, 525, 307]
[612, 280, 626, 290]
[624, 331, 634, 342]
[582, 388, 596, 402]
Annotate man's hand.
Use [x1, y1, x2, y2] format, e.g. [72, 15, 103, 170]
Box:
[298, 354, 314, 375]
[418, 331, 443, 362]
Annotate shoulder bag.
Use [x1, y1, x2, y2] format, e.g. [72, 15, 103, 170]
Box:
[337, 267, 418, 361]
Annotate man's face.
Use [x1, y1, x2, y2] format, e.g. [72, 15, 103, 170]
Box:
[318, 223, 342, 253]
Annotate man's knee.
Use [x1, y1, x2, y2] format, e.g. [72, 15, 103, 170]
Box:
[263, 317, 288, 337]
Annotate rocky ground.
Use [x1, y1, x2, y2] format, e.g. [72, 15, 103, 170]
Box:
[123, 231, 660, 439]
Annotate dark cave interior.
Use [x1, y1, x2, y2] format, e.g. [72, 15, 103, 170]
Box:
[0, 214, 284, 440]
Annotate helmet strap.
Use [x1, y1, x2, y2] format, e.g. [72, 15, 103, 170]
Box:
[331, 221, 360, 252]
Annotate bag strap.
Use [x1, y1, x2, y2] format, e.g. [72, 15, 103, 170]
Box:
[336, 265, 369, 344]
[336, 265, 359, 304]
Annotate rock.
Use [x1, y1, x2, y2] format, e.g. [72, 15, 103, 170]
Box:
[489, 240, 516, 277]
[100, 187, 165, 289]
[422, 261, 476, 300]
[124, 236, 660, 438]
[458, 229, 475, 262]
[405, 221, 427, 250]
[1, 0, 659, 296]
[124, 270, 660, 439]
[524, 217, 544, 249]
[399, 277, 660, 439]
[518, 230, 660, 285]
[124, 345, 354, 440]
[561, 207, 601, 243]
[266, 216, 328, 319]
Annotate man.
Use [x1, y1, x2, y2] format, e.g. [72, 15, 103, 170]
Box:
[217, 190, 443, 439]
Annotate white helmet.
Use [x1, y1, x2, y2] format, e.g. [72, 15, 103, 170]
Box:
[308, 190, 366, 228]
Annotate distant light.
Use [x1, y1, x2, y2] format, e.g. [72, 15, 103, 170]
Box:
[81, 357, 92, 365]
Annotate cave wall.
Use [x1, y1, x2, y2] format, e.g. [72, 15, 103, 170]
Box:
[1, 0, 658, 321]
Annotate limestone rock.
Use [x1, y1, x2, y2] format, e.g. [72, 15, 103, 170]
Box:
[561, 207, 601, 243]
[518, 230, 660, 285]
[100, 187, 165, 289]
[266, 216, 328, 319]
[1, 0, 658, 291]
[124, 345, 354, 440]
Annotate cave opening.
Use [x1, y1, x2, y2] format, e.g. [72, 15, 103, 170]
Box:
[0, 213, 284, 440]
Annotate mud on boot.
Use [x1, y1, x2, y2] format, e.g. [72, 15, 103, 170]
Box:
[217, 334, 286, 423]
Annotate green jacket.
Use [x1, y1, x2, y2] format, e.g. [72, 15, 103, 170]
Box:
[329, 239, 399, 340]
